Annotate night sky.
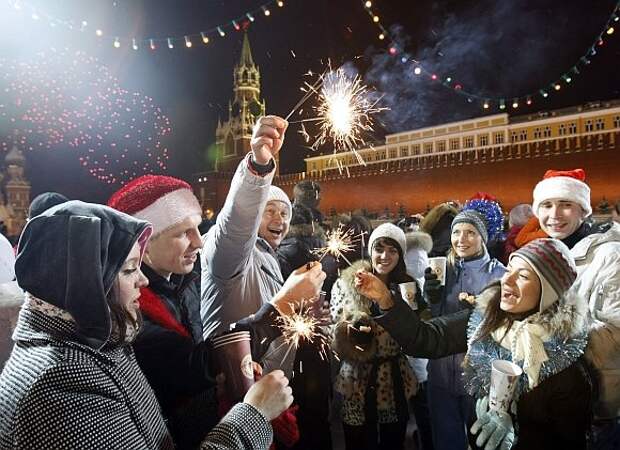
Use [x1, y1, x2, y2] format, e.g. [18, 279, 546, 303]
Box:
[0, 0, 618, 203]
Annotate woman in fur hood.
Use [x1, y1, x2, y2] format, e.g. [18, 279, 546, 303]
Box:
[356, 238, 592, 450]
[330, 223, 418, 450]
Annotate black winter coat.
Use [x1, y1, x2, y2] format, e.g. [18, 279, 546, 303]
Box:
[376, 293, 592, 450]
[277, 223, 324, 280]
[134, 265, 282, 449]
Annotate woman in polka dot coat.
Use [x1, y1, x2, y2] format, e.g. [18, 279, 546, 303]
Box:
[330, 223, 417, 450]
[0, 202, 276, 450]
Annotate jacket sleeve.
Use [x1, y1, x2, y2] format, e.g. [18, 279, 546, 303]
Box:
[374, 298, 470, 358]
[202, 154, 275, 281]
[200, 403, 273, 450]
[232, 303, 283, 361]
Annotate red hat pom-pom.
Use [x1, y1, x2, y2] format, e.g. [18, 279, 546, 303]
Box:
[542, 168, 586, 182]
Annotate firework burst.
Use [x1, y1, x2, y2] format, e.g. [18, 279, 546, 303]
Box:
[311, 223, 366, 266]
[0, 48, 170, 185]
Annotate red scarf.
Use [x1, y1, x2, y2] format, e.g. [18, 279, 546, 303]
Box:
[139, 287, 190, 339]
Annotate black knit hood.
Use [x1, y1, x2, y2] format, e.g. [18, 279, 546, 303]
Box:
[15, 200, 152, 348]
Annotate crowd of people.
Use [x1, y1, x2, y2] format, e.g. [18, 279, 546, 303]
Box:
[0, 114, 618, 450]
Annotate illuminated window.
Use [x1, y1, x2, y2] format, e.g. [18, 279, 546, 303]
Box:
[479, 134, 489, 146]
[450, 139, 460, 150]
[464, 136, 474, 148]
[494, 133, 505, 144]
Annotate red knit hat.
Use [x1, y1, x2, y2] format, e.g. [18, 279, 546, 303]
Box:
[532, 168, 591, 217]
[108, 175, 202, 235]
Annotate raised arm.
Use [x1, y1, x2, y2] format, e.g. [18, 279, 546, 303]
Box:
[202, 116, 288, 280]
[355, 269, 469, 358]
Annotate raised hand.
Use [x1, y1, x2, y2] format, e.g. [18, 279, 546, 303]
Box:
[272, 261, 326, 316]
[354, 270, 394, 310]
[251, 115, 289, 165]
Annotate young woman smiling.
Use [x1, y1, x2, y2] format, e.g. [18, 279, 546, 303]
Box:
[423, 209, 506, 450]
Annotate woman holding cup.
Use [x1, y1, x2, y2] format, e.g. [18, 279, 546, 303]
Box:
[330, 223, 418, 450]
[356, 238, 592, 450]
[424, 209, 506, 450]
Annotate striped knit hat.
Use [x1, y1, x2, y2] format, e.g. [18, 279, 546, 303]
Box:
[509, 238, 577, 312]
[451, 210, 488, 244]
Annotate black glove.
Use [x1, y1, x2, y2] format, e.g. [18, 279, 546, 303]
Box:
[349, 317, 374, 349]
[423, 267, 444, 304]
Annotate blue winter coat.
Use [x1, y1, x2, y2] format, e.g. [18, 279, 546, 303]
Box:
[427, 253, 506, 395]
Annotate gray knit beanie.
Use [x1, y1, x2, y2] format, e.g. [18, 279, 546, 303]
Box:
[451, 210, 488, 244]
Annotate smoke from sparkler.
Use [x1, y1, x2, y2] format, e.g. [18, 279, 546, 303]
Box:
[0, 48, 170, 185]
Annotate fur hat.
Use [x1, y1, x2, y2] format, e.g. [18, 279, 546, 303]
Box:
[108, 175, 202, 236]
[267, 186, 292, 221]
[510, 238, 577, 313]
[508, 204, 533, 228]
[532, 168, 592, 217]
[368, 223, 407, 255]
[452, 210, 489, 244]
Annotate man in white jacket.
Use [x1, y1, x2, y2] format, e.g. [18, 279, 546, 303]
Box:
[200, 115, 326, 370]
[531, 168, 620, 446]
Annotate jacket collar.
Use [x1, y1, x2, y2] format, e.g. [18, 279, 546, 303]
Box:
[571, 221, 620, 261]
[13, 301, 117, 365]
[141, 263, 197, 298]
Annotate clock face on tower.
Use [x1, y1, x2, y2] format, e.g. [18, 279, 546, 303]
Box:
[249, 101, 262, 116]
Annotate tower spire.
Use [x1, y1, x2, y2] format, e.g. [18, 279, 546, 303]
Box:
[239, 32, 254, 68]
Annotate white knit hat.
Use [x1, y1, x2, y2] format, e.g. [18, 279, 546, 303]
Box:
[532, 169, 591, 217]
[368, 223, 407, 255]
[267, 185, 292, 222]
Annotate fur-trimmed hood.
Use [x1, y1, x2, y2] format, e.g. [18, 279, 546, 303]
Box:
[474, 281, 589, 341]
[405, 231, 433, 253]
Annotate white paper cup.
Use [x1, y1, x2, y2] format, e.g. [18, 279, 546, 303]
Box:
[428, 257, 447, 285]
[489, 360, 523, 413]
[398, 282, 418, 310]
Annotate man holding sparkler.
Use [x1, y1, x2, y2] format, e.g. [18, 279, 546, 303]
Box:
[200, 115, 326, 365]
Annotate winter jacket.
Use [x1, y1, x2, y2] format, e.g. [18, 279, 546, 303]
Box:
[201, 155, 289, 372]
[376, 283, 592, 450]
[570, 221, 620, 418]
[134, 264, 283, 449]
[276, 223, 324, 280]
[428, 253, 505, 396]
[330, 261, 417, 426]
[0, 201, 275, 450]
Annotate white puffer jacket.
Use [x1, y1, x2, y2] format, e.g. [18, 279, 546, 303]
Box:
[570, 222, 620, 418]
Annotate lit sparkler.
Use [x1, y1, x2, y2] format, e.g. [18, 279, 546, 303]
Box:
[287, 64, 387, 165]
[312, 223, 366, 266]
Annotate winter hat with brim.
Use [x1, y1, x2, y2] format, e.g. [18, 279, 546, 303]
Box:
[532, 168, 592, 217]
[267, 185, 292, 222]
[368, 223, 407, 255]
[108, 175, 202, 236]
[509, 238, 577, 313]
[451, 210, 489, 244]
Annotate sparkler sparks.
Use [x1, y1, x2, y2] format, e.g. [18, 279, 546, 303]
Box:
[312, 223, 366, 266]
[288, 64, 387, 164]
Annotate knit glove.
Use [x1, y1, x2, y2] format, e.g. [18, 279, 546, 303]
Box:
[423, 267, 443, 304]
[470, 397, 515, 450]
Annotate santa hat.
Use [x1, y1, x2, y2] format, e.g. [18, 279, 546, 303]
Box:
[532, 169, 591, 217]
[108, 175, 202, 236]
[267, 186, 292, 221]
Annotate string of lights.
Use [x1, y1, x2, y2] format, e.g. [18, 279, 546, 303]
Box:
[360, 0, 620, 110]
[7, 0, 286, 51]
